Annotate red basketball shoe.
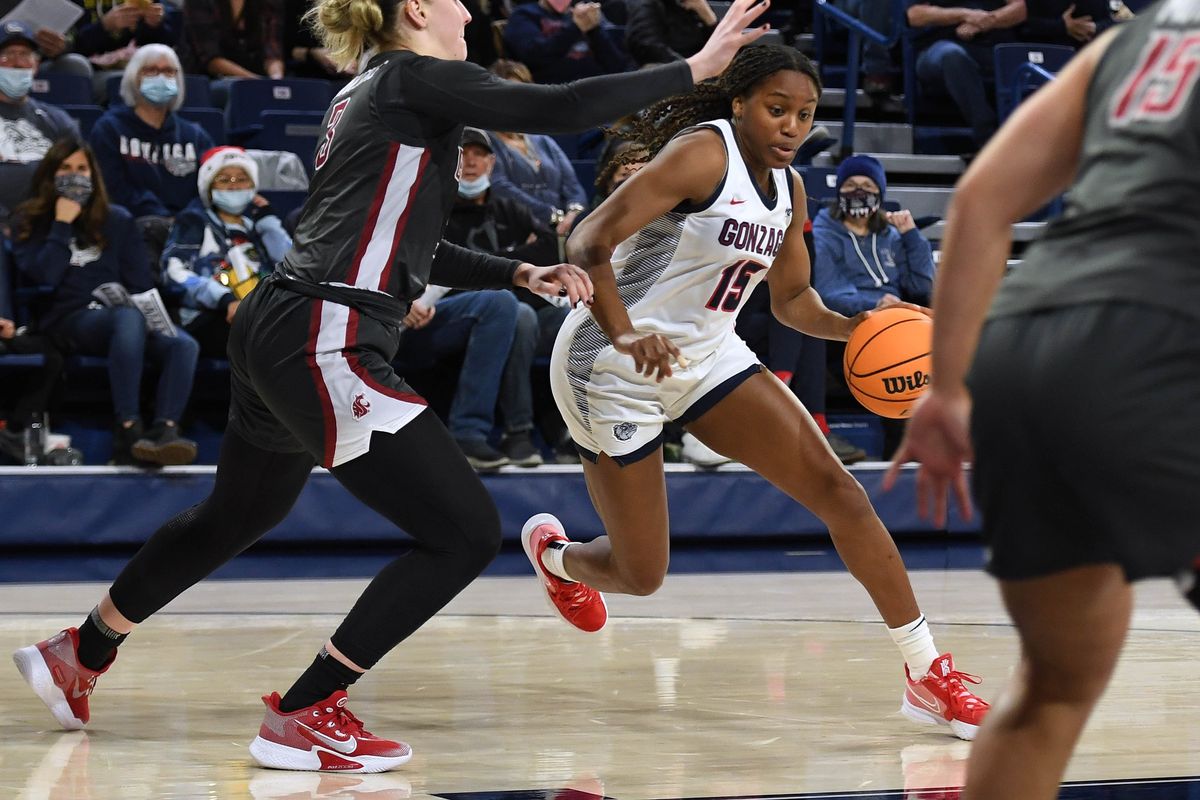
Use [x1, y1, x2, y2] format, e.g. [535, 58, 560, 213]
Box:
[901, 653, 990, 741]
[249, 690, 412, 773]
[521, 513, 607, 633]
[13, 627, 114, 730]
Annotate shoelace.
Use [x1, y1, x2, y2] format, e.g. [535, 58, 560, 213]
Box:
[310, 703, 369, 739]
[552, 580, 600, 617]
[937, 670, 987, 712]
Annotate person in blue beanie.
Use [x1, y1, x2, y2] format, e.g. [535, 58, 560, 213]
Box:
[811, 154, 935, 316]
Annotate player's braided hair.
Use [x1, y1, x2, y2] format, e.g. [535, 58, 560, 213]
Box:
[616, 45, 821, 168]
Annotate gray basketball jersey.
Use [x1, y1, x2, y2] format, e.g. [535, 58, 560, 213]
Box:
[989, 0, 1200, 320]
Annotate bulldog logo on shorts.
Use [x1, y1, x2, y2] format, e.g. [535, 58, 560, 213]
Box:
[352, 393, 371, 419]
[613, 422, 638, 441]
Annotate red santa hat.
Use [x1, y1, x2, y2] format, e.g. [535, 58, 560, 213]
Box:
[197, 146, 259, 207]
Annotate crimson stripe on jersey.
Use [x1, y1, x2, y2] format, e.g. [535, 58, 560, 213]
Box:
[377, 149, 431, 292]
[343, 308, 427, 405]
[306, 299, 339, 468]
[345, 143, 427, 292]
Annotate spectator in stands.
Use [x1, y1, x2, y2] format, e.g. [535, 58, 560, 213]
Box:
[0, 23, 79, 226]
[89, 45, 214, 261]
[181, 0, 284, 81]
[0, 247, 65, 463]
[908, 0, 1027, 152]
[396, 282, 524, 471]
[162, 146, 291, 358]
[11, 137, 200, 466]
[66, 0, 180, 87]
[21, 19, 92, 83]
[624, 0, 717, 66]
[588, 138, 647, 211]
[1019, 0, 1113, 47]
[811, 155, 934, 314]
[487, 60, 589, 233]
[503, 0, 632, 83]
[284, 0, 355, 79]
[836, 0, 898, 95]
[445, 127, 564, 467]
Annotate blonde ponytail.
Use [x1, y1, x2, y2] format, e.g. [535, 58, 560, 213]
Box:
[306, 0, 397, 70]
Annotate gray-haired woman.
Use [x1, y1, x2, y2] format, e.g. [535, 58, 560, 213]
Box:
[87, 44, 215, 237]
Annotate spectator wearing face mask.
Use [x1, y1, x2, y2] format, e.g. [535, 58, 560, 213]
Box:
[443, 127, 563, 467]
[88, 46, 214, 225]
[0, 22, 79, 224]
[811, 155, 935, 316]
[161, 146, 291, 358]
[88, 45, 215, 267]
[11, 137, 200, 466]
[503, 0, 633, 84]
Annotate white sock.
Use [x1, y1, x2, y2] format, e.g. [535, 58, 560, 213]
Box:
[541, 540, 576, 582]
[888, 615, 939, 679]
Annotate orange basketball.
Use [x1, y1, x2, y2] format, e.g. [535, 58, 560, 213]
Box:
[843, 307, 932, 419]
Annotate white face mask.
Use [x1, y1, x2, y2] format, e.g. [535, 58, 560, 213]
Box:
[212, 188, 255, 214]
[457, 174, 490, 199]
[0, 66, 34, 100]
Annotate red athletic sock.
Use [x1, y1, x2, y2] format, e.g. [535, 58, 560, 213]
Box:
[812, 412, 831, 435]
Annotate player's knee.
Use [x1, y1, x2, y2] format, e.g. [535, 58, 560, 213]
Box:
[453, 501, 503, 571]
[1023, 655, 1111, 706]
[621, 564, 666, 596]
[811, 466, 871, 520]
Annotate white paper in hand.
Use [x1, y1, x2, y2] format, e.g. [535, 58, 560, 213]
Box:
[0, 0, 85, 35]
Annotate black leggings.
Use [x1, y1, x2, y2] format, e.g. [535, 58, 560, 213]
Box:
[108, 410, 502, 669]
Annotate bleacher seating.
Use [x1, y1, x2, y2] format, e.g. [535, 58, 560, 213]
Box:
[61, 105, 105, 138]
[246, 112, 325, 177]
[994, 43, 1074, 120]
[226, 79, 333, 135]
[29, 74, 92, 106]
[178, 108, 227, 146]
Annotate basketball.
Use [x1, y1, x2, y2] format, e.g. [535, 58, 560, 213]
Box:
[843, 307, 932, 419]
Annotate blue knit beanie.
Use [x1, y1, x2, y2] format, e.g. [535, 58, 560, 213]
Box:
[836, 154, 887, 199]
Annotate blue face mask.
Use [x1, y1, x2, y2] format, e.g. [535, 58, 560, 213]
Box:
[0, 67, 34, 100]
[139, 75, 179, 106]
[457, 174, 490, 199]
[212, 189, 255, 215]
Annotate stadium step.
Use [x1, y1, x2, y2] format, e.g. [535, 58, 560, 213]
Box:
[925, 221, 1048, 243]
[811, 152, 965, 178]
[820, 121, 913, 154]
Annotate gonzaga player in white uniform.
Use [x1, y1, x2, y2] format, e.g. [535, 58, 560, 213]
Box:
[526, 45, 991, 741]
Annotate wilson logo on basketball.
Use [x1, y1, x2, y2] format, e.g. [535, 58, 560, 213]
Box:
[351, 393, 371, 419]
[882, 371, 930, 395]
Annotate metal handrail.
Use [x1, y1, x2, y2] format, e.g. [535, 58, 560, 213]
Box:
[813, 0, 910, 156]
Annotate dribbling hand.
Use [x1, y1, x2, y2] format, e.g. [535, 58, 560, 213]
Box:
[883, 387, 974, 527]
[686, 0, 772, 83]
[614, 331, 683, 382]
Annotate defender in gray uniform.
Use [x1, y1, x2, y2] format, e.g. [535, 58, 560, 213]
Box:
[886, 0, 1200, 796]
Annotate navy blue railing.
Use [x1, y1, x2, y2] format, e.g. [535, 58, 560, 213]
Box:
[813, 0, 909, 156]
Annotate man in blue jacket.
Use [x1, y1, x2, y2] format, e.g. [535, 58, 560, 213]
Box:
[503, 0, 633, 83]
[811, 155, 935, 316]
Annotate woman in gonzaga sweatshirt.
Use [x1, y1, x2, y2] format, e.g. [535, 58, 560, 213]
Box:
[811, 155, 935, 316]
[12, 137, 199, 466]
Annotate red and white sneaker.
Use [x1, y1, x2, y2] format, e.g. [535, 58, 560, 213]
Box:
[901, 653, 990, 741]
[13, 627, 114, 730]
[249, 690, 412, 773]
[521, 513, 607, 633]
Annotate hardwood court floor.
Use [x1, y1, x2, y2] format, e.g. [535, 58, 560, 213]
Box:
[2, 571, 1198, 799]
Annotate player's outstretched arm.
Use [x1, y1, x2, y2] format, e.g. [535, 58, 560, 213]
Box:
[566, 130, 726, 381]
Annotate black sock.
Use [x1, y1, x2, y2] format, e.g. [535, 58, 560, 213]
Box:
[279, 647, 363, 713]
[76, 607, 127, 671]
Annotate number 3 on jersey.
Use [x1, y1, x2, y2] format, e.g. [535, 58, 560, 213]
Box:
[315, 98, 351, 171]
[705, 259, 766, 312]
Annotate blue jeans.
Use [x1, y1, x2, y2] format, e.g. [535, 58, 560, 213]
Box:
[398, 291, 518, 443]
[57, 305, 199, 423]
[499, 302, 538, 435]
[916, 40, 997, 145]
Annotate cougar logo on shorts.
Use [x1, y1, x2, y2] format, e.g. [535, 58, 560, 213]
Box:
[613, 422, 638, 441]
[351, 393, 371, 419]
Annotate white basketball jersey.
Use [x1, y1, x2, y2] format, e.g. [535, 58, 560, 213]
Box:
[606, 117, 794, 359]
